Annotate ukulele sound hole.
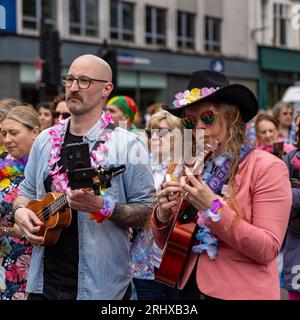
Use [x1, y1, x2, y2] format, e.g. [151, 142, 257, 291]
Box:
[178, 205, 198, 224]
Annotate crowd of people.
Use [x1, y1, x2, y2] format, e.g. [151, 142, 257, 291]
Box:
[0, 54, 299, 300]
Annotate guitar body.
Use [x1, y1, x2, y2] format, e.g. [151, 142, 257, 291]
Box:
[27, 192, 71, 246]
[155, 199, 198, 287]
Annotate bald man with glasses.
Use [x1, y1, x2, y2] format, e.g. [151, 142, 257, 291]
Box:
[13, 54, 156, 300]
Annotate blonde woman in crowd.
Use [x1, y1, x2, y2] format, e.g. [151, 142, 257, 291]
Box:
[0, 106, 40, 300]
[130, 110, 182, 300]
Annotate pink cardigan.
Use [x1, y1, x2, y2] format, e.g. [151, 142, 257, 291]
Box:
[152, 150, 292, 300]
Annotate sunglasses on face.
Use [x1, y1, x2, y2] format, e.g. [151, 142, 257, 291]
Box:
[282, 112, 293, 116]
[182, 110, 218, 129]
[53, 111, 71, 119]
[145, 128, 171, 138]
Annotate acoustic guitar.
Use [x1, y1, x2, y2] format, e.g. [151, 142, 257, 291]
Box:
[26, 164, 125, 246]
[155, 145, 216, 287]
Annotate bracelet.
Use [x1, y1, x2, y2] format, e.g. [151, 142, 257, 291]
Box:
[156, 208, 173, 225]
[9, 204, 26, 224]
[12, 204, 26, 215]
[204, 199, 223, 222]
[90, 192, 116, 223]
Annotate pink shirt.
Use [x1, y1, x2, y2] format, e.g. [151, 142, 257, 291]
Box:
[153, 150, 292, 300]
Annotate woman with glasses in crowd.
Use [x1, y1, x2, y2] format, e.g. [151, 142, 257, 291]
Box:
[130, 110, 182, 300]
[152, 70, 292, 300]
[0, 106, 40, 300]
[52, 93, 71, 123]
[273, 101, 296, 145]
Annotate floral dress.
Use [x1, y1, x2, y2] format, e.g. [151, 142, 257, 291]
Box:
[0, 157, 32, 300]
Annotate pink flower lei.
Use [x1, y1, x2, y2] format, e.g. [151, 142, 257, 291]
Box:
[48, 112, 113, 193]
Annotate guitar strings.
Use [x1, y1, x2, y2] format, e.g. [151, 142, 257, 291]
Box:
[35, 196, 67, 221]
[35, 199, 68, 222]
[35, 195, 67, 220]
[35, 195, 69, 222]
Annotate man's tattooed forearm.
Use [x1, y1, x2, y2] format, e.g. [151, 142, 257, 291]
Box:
[110, 203, 154, 228]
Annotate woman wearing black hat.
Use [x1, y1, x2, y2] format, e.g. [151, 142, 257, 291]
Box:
[152, 70, 292, 300]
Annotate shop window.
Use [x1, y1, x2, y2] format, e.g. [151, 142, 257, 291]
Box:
[70, 0, 98, 37]
[204, 16, 221, 53]
[110, 0, 134, 41]
[145, 6, 166, 46]
[177, 11, 195, 50]
[22, 0, 57, 31]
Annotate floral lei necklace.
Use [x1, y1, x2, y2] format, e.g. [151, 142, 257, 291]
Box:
[48, 112, 113, 193]
[0, 156, 28, 190]
[192, 144, 254, 259]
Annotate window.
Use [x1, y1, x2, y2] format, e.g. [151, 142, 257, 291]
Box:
[145, 6, 166, 46]
[273, 3, 289, 46]
[110, 0, 134, 41]
[70, 0, 98, 37]
[22, 0, 57, 30]
[204, 17, 221, 53]
[177, 11, 195, 49]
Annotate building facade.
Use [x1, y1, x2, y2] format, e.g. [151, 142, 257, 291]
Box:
[0, 0, 299, 112]
[255, 0, 300, 108]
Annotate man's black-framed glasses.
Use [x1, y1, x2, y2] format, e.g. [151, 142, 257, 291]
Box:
[62, 75, 107, 89]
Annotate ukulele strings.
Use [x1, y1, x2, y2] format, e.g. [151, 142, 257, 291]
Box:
[35, 195, 67, 221]
[35, 195, 68, 221]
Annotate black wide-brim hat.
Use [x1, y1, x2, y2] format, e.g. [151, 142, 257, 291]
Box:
[163, 70, 258, 123]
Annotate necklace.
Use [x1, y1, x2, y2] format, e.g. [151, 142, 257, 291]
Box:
[0, 156, 28, 184]
[192, 144, 254, 259]
[48, 112, 113, 193]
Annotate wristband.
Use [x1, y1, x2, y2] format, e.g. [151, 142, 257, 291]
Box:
[11, 204, 26, 223]
[204, 199, 223, 222]
[90, 192, 116, 223]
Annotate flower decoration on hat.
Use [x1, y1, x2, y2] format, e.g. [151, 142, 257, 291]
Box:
[172, 87, 219, 108]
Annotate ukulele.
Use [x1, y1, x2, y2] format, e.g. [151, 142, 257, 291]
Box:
[155, 140, 218, 287]
[26, 164, 125, 246]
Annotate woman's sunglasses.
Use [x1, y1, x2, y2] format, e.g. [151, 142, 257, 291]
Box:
[53, 111, 71, 119]
[145, 128, 171, 138]
[182, 110, 218, 129]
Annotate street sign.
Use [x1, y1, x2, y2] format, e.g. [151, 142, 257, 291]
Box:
[0, 0, 16, 33]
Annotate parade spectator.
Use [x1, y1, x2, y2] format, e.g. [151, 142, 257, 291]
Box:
[255, 113, 295, 157]
[13, 54, 155, 300]
[144, 102, 163, 126]
[0, 106, 40, 300]
[273, 101, 297, 145]
[36, 101, 55, 130]
[255, 112, 295, 289]
[0, 98, 21, 155]
[106, 96, 139, 133]
[130, 110, 182, 300]
[52, 93, 70, 123]
[283, 122, 300, 300]
[106, 95, 148, 147]
[152, 70, 292, 300]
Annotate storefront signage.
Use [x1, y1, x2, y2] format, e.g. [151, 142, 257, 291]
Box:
[0, 0, 16, 33]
